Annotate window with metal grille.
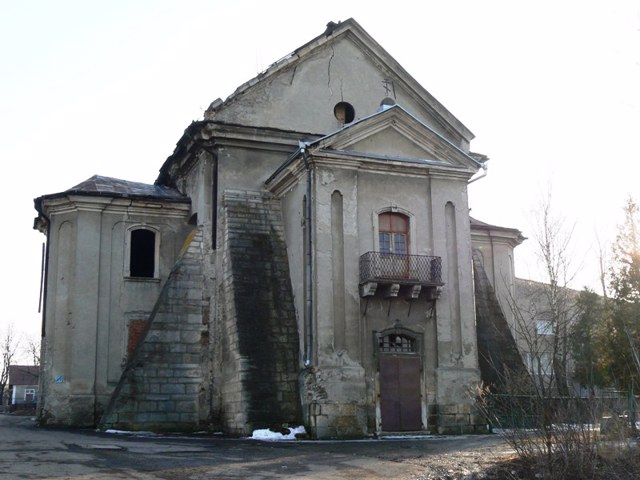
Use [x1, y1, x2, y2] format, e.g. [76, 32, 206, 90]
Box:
[379, 334, 416, 353]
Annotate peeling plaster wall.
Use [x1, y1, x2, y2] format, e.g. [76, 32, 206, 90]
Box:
[278, 179, 308, 364]
[213, 36, 464, 147]
[274, 145, 481, 435]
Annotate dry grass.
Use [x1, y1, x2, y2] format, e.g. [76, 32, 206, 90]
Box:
[478, 442, 640, 480]
[473, 386, 640, 479]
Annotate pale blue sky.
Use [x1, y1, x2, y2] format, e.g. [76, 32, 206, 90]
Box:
[1, 0, 639, 352]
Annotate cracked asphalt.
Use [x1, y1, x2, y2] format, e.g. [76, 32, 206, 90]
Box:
[0, 414, 511, 479]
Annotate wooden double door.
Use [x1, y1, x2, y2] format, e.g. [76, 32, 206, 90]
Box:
[379, 353, 422, 431]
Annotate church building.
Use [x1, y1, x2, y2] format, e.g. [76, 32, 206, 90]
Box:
[34, 18, 521, 438]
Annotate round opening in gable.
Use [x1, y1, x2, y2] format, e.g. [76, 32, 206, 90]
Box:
[334, 102, 355, 124]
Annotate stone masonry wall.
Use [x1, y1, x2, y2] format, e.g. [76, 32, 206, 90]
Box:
[220, 189, 302, 434]
[472, 249, 531, 392]
[100, 228, 209, 431]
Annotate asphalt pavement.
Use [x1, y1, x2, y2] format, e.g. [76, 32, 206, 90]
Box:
[0, 414, 507, 479]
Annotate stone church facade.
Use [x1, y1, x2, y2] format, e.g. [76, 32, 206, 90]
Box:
[34, 19, 521, 438]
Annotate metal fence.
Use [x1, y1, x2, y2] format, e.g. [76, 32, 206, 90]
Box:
[486, 392, 639, 430]
[359, 251, 443, 286]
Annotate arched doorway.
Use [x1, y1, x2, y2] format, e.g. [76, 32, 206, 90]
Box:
[376, 323, 423, 432]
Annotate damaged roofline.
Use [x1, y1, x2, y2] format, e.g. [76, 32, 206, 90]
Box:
[156, 120, 322, 187]
[206, 18, 475, 144]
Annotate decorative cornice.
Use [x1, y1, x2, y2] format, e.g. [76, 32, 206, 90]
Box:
[39, 195, 191, 220]
[311, 105, 480, 170]
[266, 148, 475, 198]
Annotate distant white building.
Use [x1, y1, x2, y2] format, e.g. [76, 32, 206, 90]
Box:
[8, 365, 39, 410]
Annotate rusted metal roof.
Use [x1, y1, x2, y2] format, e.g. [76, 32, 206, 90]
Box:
[35, 174, 189, 214]
[66, 175, 187, 200]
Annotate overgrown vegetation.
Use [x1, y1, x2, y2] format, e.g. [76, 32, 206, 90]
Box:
[475, 196, 640, 479]
[477, 387, 640, 479]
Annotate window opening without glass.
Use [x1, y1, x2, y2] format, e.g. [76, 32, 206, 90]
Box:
[130, 229, 155, 278]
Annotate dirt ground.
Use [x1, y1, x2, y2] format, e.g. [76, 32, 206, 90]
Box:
[1, 414, 524, 480]
[377, 441, 518, 480]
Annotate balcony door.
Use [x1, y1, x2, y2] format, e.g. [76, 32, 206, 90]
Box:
[379, 212, 408, 255]
[379, 212, 409, 278]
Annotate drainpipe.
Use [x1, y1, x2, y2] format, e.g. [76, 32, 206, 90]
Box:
[37, 210, 50, 420]
[38, 217, 50, 337]
[301, 142, 313, 367]
[467, 163, 488, 184]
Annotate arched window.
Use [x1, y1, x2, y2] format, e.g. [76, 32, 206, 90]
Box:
[378, 333, 417, 353]
[129, 228, 156, 278]
[378, 212, 409, 255]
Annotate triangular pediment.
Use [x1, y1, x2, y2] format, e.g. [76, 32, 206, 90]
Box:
[206, 19, 474, 148]
[308, 105, 481, 170]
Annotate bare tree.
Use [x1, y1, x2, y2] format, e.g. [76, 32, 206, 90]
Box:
[595, 231, 609, 299]
[23, 335, 40, 367]
[0, 324, 20, 407]
[518, 187, 579, 397]
[476, 190, 605, 479]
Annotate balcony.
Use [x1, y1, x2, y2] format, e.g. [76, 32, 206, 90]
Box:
[359, 251, 443, 298]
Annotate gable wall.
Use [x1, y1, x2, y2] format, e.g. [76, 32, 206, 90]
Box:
[214, 35, 466, 148]
[350, 129, 439, 160]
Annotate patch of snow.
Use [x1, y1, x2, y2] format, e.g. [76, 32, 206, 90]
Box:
[249, 426, 306, 441]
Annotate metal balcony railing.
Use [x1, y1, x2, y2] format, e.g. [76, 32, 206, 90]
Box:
[359, 251, 443, 286]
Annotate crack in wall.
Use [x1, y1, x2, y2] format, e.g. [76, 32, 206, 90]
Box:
[327, 46, 335, 97]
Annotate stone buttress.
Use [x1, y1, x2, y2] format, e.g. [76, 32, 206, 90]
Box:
[218, 189, 302, 434]
[100, 228, 209, 431]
